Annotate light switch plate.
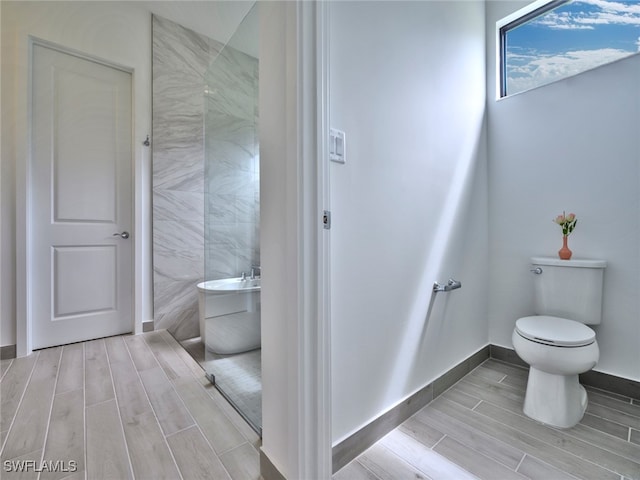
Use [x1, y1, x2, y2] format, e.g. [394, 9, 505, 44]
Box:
[330, 128, 346, 164]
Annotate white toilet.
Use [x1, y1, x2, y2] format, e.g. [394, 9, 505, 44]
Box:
[512, 256, 606, 428]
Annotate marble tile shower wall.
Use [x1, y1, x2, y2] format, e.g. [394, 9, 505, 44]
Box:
[152, 15, 258, 341]
[205, 43, 259, 280]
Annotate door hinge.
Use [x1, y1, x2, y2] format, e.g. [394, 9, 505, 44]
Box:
[323, 210, 331, 230]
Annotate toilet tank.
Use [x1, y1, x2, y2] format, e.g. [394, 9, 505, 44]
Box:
[531, 257, 606, 325]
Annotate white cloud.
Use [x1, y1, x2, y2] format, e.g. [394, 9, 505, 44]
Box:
[507, 47, 634, 94]
[533, 0, 640, 29]
[537, 12, 594, 29]
[637, 36, 640, 51]
[537, 13, 595, 29]
[580, 0, 640, 16]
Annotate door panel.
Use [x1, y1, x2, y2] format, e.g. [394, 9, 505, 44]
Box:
[31, 43, 133, 349]
[54, 67, 118, 222]
[53, 245, 117, 318]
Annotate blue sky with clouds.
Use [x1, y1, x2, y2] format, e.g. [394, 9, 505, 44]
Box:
[506, 0, 640, 94]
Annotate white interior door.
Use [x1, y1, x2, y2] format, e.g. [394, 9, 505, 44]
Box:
[31, 43, 133, 349]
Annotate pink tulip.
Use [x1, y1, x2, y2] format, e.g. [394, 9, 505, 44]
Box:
[554, 214, 565, 225]
[566, 213, 576, 222]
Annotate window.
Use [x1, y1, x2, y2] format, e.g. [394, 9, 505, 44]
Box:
[497, 0, 640, 97]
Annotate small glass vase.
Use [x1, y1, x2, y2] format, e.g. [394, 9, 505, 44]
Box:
[558, 235, 572, 260]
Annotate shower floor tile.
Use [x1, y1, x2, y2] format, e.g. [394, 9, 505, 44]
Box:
[180, 337, 262, 434]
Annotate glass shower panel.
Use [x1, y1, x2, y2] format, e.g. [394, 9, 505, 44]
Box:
[202, 4, 261, 433]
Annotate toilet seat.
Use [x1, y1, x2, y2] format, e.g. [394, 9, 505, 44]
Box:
[515, 316, 595, 347]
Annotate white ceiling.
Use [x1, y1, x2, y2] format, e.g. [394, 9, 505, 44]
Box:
[139, 0, 258, 57]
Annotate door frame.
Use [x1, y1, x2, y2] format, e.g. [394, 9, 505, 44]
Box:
[258, 1, 332, 477]
[17, 37, 140, 356]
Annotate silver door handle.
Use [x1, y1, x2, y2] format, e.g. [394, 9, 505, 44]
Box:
[113, 231, 130, 239]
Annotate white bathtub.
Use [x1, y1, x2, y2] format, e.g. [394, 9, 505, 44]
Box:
[196, 278, 261, 355]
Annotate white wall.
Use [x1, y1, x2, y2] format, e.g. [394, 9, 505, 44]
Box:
[330, 1, 489, 444]
[486, 1, 640, 381]
[1, 1, 154, 348]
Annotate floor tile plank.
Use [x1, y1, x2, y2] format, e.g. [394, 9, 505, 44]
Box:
[123, 335, 158, 373]
[440, 387, 481, 409]
[120, 411, 181, 480]
[429, 396, 619, 480]
[166, 426, 232, 480]
[84, 340, 114, 407]
[0, 354, 38, 436]
[398, 415, 445, 448]
[517, 455, 581, 480]
[481, 360, 529, 390]
[85, 399, 132, 480]
[463, 371, 525, 402]
[139, 366, 195, 436]
[475, 400, 640, 479]
[1, 348, 61, 461]
[587, 385, 635, 404]
[173, 378, 246, 454]
[103, 336, 131, 365]
[414, 404, 526, 470]
[57, 471, 84, 480]
[40, 388, 84, 480]
[159, 330, 207, 380]
[378, 429, 478, 480]
[569, 423, 640, 464]
[202, 380, 262, 448]
[452, 371, 640, 465]
[219, 442, 261, 480]
[432, 435, 528, 480]
[1, 359, 14, 380]
[587, 402, 640, 430]
[105, 339, 152, 424]
[55, 344, 83, 395]
[143, 332, 194, 381]
[499, 373, 529, 390]
[587, 387, 640, 417]
[472, 364, 508, 383]
[481, 359, 528, 379]
[581, 411, 630, 440]
[358, 442, 435, 480]
[454, 376, 525, 412]
[333, 460, 382, 480]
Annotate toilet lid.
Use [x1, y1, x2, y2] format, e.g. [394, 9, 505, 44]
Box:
[515, 316, 596, 347]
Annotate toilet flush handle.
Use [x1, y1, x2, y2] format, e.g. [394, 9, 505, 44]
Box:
[530, 267, 543, 274]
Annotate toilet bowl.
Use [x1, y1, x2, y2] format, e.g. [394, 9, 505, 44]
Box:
[512, 257, 606, 429]
[512, 315, 598, 428]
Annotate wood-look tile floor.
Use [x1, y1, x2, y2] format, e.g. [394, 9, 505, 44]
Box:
[0, 330, 261, 480]
[337, 359, 640, 480]
[2, 334, 639, 480]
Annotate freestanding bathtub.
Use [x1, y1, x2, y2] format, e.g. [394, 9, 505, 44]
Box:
[196, 278, 261, 355]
